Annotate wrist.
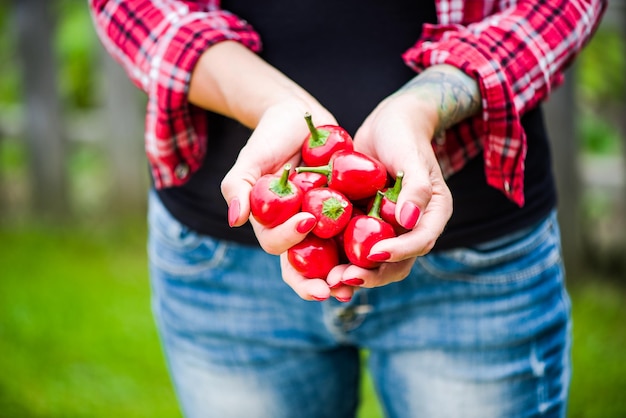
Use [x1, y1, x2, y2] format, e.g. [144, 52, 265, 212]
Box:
[394, 64, 482, 137]
[379, 92, 439, 142]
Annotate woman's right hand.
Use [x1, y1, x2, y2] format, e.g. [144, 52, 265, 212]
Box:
[221, 99, 356, 302]
[189, 41, 348, 301]
[220, 95, 332, 249]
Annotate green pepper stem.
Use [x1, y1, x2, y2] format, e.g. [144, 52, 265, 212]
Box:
[304, 112, 330, 148]
[271, 164, 294, 196]
[368, 190, 385, 219]
[295, 164, 331, 177]
[385, 170, 404, 203]
[304, 112, 320, 142]
[279, 163, 291, 186]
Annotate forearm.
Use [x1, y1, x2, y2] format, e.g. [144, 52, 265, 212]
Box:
[189, 41, 319, 129]
[403, 1, 606, 120]
[394, 64, 481, 138]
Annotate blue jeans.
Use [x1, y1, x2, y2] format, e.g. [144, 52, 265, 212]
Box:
[148, 192, 572, 418]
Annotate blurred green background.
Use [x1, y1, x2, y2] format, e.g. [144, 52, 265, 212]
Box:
[0, 2, 625, 418]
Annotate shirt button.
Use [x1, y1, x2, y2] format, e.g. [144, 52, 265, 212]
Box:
[174, 163, 190, 180]
[504, 180, 511, 193]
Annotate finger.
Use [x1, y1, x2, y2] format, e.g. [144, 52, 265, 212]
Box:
[251, 212, 317, 255]
[366, 200, 451, 260]
[392, 155, 435, 231]
[330, 285, 355, 303]
[220, 161, 259, 228]
[370, 172, 452, 259]
[326, 264, 348, 289]
[326, 264, 355, 302]
[280, 254, 331, 301]
[405, 181, 453, 255]
[340, 258, 415, 288]
[368, 199, 450, 260]
[220, 124, 302, 227]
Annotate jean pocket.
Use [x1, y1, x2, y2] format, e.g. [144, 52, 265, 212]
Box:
[416, 214, 562, 284]
[148, 193, 229, 278]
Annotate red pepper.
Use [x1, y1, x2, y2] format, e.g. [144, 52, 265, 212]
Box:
[333, 206, 366, 264]
[301, 113, 354, 166]
[296, 150, 388, 201]
[250, 164, 303, 228]
[334, 233, 349, 265]
[289, 171, 328, 194]
[287, 234, 339, 279]
[343, 191, 396, 269]
[302, 187, 353, 239]
[367, 170, 409, 234]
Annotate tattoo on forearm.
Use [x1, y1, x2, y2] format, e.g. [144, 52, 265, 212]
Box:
[398, 65, 481, 136]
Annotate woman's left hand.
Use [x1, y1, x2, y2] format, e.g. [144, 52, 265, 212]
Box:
[332, 91, 454, 288]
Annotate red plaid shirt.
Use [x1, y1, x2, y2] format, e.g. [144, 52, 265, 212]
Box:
[89, 0, 606, 207]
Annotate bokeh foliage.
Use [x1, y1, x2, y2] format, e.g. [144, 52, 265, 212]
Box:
[577, 26, 625, 155]
[0, 1, 98, 110]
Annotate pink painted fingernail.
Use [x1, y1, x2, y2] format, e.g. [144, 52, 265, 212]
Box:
[368, 251, 391, 262]
[399, 201, 420, 229]
[329, 281, 343, 289]
[312, 295, 328, 302]
[228, 198, 240, 227]
[336, 296, 352, 303]
[343, 278, 364, 286]
[296, 217, 316, 234]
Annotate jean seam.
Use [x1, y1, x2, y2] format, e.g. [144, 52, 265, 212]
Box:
[148, 240, 229, 277]
[416, 213, 561, 284]
[416, 245, 561, 284]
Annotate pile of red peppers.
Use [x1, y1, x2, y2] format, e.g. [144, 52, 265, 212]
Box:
[250, 113, 409, 280]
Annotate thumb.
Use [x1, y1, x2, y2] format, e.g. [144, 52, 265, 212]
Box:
[393, 163, 433, 231]
[220, 161, 259, 228]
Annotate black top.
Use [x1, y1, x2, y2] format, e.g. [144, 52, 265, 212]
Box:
[156, 0, 556, 251]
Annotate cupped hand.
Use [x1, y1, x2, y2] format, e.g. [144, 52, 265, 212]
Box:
[194, 41, 356, 301]
[221, 97, 355, 300]
[340, 92, 453, 287]
[221, 97, 334, 239]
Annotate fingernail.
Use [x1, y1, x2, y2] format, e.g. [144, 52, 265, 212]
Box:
[329, 281, 343, 289]
[343, 278, 364, 286]
[336, 296, 352, 303]
[399, 201, 420, 229]
[296, 217, 316, 234]
[312, 295, 328, 302]
[228, 198, 240, 227]
[367, 251, 391, 262]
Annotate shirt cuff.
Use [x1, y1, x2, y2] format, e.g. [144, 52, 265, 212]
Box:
[402, 24, 526, 207]
[146, 11, 261, 189]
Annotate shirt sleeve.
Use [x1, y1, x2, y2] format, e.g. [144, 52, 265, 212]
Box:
[88, 0, 262, 188]
[402, 0, 607, 206]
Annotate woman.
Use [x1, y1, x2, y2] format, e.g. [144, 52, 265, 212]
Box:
[89, 1, 606, 417]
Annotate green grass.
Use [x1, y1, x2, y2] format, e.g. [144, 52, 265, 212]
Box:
[0, 222, 625, 418]
[569, 278, 626, 418]
[0, 221, 180, 418]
